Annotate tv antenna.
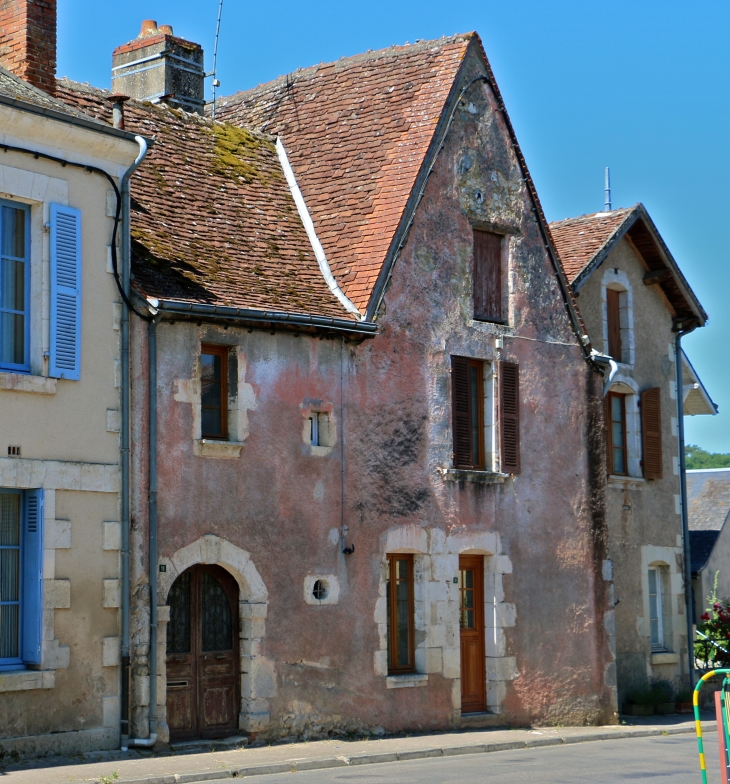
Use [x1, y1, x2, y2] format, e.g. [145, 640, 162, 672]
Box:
[206, 0, 224, 118]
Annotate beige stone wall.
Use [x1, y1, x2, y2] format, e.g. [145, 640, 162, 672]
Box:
[0, 105, 139, 756]
[575, 237, 686, 700]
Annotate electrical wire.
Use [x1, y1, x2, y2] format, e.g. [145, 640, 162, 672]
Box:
[1, 142, 151, 322]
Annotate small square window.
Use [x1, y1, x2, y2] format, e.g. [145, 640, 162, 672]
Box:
[309, 413, 331, 447]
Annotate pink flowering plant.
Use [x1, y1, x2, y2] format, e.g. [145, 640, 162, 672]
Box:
[695, 573, 730, 669]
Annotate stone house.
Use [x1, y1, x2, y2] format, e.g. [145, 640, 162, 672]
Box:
[688, 468, 730, 623]
[0, 0, 143, 758]
[551, 205, 714, 703]
[58, 25, 620, 745]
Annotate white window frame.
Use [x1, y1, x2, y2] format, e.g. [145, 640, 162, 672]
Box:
[648, 567, 664, 651]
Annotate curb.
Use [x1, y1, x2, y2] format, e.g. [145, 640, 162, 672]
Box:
[97, 723, 715, 784]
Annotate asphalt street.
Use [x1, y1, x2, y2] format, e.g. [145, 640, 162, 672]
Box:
[194, 735, 719, 783]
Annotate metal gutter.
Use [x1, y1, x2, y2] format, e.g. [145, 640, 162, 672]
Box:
[152, 299, 377, 336]
[676, 325, 698, 691]
[0, 92, 141, 143]
[274, 137, 363, 320]
[120, 137, 151, 751]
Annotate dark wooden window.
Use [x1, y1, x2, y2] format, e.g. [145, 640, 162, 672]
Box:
[452, 356, 485, 470]
[605, 392, 627, 475]
[201, 344, 228, 440]
[641, 387, 663, 480]
[499, 361, 520, 474]
[386, 554, 415, 674]
[473, 229, 503, 323]
[606, 288, 622, 361]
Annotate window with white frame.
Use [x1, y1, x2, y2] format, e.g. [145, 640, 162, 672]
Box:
[648, 566, 671, 651]
[0, 489, 43, 670]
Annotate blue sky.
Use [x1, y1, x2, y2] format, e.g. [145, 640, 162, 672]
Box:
[58, 1, 730, 452]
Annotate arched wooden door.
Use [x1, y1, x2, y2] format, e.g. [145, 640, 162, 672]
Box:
[166, 565, 240, 741]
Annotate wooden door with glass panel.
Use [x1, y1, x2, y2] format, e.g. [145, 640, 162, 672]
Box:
[166, 565, 239, 741]
[459, 555, 486, 713]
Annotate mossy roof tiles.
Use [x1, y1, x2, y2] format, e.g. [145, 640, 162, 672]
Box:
[56, 79, 353, 320]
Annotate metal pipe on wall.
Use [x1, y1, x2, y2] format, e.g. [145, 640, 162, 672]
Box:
[675, 327, 697, 690]
[119, 136, 149, 751]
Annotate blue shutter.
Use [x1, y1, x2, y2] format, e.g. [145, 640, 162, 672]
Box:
[22, 489, 44, 665]
[49, 204, 82, 380]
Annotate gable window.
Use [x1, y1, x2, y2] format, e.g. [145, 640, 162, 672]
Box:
[452, 357, 485, 470]
[0, 202, 29, 373]
[473, 229, 504, 323]
[648, 567, 665, 651]
[386, 554, 414, 674]
[201, 344, 228, 439]
[606, 288, 621, 361]
[606, 392, 627, 475]
[0, 489, 43, 670]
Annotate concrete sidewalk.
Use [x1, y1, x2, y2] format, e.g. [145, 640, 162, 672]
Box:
[0, 715, 713, 784]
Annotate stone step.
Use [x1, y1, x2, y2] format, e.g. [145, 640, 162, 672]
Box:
[459, 712, 505, 729]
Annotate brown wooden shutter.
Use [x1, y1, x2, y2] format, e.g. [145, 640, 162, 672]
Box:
[499, 361, 520, 473]
[473, 230, 502, 322]
[452, 357, 472, 468]
[606, 288, 621, 361]
[641, 387, 663, 479]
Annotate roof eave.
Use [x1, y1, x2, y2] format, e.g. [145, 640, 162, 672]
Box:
[0, 92, 143, 143]
[152, 299, 378, 337]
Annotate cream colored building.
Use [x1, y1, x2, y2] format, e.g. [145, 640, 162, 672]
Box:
[0, 67, 141, 755]
[552, 205, 716, 703]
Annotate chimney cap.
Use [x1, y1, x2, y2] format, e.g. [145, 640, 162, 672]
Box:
[139, 20, 158, 38]
[158, 25, 174, 36]
[105, 93, 131, 103]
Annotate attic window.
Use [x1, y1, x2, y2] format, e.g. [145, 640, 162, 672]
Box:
[309, 413, 331, 447]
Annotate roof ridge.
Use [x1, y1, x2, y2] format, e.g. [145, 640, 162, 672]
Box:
[216, 33, 475, 109]
[549, 205, 637, 226]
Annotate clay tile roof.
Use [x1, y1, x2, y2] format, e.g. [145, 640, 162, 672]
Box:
[56, 79, 354, 321]
[549, 207, 635, 282]
[0, 65, 110, 125]
[688, 469, 730, 532]
[215, 34, 473, 313]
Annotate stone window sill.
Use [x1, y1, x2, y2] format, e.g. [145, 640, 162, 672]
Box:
[439, 469, 509, 484]
[193, 439, 243, 459]
[607, 474, 645, 487]
[651, 651, 679, 665]
[0, 371, 56, 395]
[386, 673, 429, 689]
[0, 669, 55, 692]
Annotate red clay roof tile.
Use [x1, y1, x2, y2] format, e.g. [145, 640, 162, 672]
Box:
[549, 208, 635, 282]
[215, 34, 473, 313]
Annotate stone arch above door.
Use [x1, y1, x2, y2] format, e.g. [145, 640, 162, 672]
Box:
[158, 534, 268, 605]
[157, 535, 273, 739]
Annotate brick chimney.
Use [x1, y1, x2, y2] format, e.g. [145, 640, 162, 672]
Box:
[112, 21, 204, 114]
[0, 0, 57, 95]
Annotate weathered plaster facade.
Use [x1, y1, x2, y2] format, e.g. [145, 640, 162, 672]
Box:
[0, 100, 140, 757]
[127, 44, 615, 743]
[575, 237, 688, 700]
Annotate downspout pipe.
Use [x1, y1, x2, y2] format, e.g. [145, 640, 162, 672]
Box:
[120, 136, 151, 751]
[675, 325, 697, 691]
